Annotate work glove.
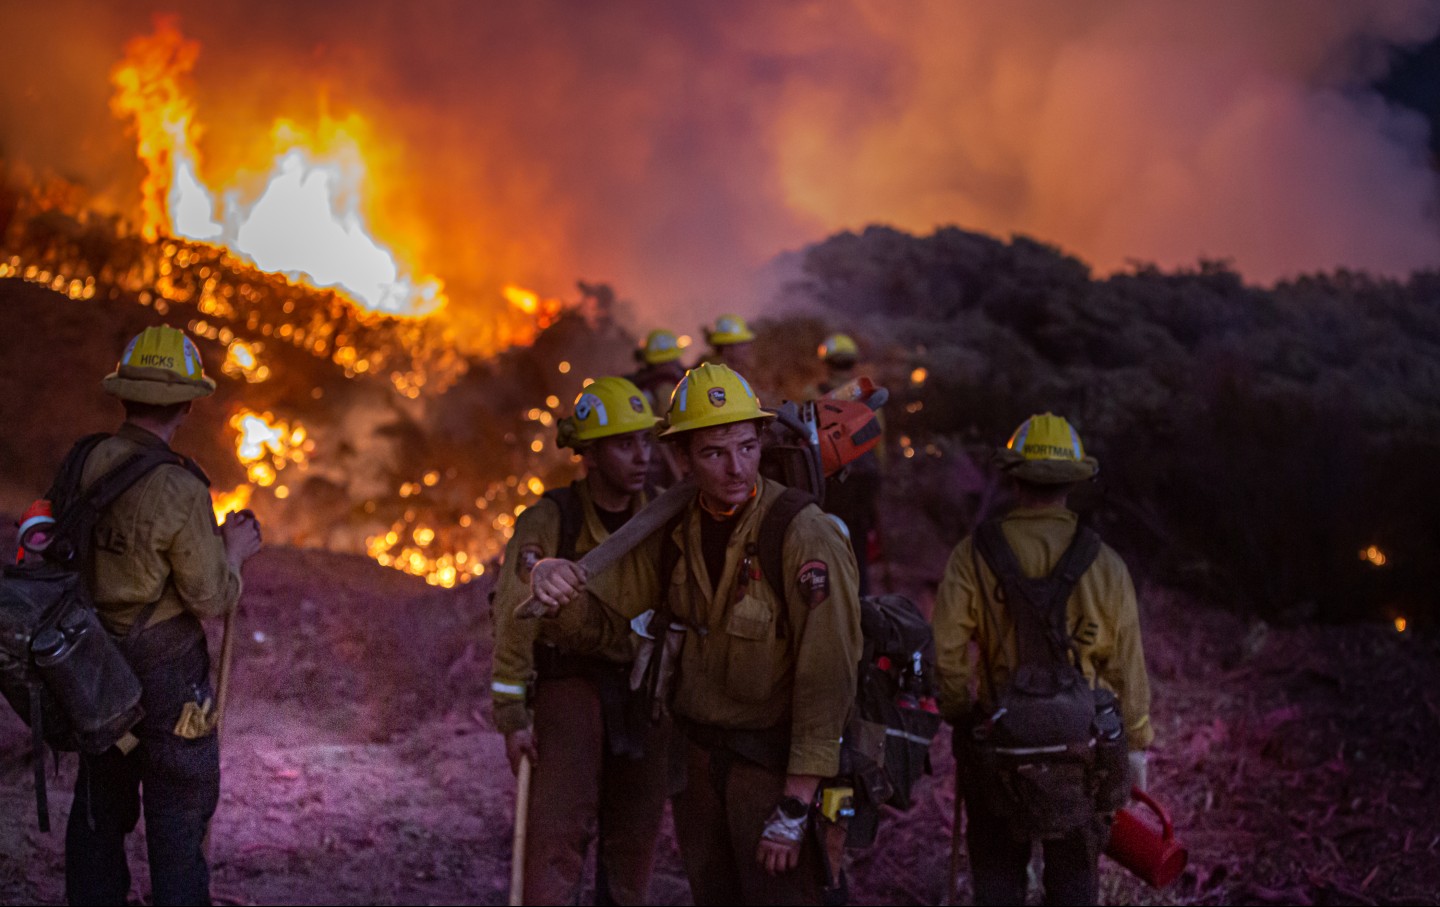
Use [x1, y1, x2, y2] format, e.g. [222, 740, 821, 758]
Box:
[1128, 750, 1149, 792]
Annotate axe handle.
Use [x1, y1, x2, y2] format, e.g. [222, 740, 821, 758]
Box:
[513, 480, 695, 620]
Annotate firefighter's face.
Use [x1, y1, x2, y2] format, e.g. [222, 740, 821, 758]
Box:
[587, 430, 654, 496]
[682, 421, 761, 509]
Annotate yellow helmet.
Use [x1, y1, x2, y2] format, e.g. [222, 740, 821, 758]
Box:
[636, 329, 684, 365]
[818, 333, 859, 363]
[704, 314, 756, 347]
[101, 325, 217, 405]
[996, 412, 1099, 484]
[557, 376, 660, 448]
[660, 363, 774, 437]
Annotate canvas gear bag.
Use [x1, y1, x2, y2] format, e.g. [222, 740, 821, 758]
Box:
[964, 519, 1131, 841]
[0, 433, 193, 829]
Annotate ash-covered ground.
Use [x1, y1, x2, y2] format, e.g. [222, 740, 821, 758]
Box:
[1, 535, 1436, 906]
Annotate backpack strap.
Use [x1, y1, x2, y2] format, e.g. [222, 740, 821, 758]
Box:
[540, 485, 584, 562]
[757, 488, 816, 602]
[972, 520, 1102, 670]
[29, 683, 49, 831]
[47, 438, 191, 641]
[756, 487, 816, 643]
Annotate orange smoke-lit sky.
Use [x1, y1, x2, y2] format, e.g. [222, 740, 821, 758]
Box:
[2, 0, 1439, 328]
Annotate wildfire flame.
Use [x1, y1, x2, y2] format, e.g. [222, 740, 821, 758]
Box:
[230, 408, 310, 487]
[211, 486, 254, 524]
[110, 18, 446, 319]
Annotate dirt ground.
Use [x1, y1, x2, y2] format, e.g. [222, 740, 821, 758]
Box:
[2, 543, 1437, 906]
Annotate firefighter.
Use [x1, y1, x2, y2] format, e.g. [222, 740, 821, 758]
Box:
[67, 325, 262, 906]
[530, 363, 863, 906]
[815, 333, 882, 595]
[701, 314, 757, 375]
[932, 413, 1153, 906]
[629, 328, 687, 415]
[628, 329, 688, 488]
[489, 375, 670, 905]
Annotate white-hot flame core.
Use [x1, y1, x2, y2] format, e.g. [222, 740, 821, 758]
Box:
[229, 148, 441, 316]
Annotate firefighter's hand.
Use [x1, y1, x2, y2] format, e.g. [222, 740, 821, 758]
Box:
[505, 729, 538, 777]
[221, 509, 263, 566]
[756, 837, 802, 875]
[530, 558, 588, 613]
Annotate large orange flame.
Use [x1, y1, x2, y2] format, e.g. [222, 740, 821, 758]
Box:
[110, 19, 446, 319]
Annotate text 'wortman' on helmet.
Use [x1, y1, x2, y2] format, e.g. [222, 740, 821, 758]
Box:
[660, 363, 775, 438]
[557, 376, 660, 449]
[102, 325, 217, 405]
[636, 329, 684, 365]
[703, 314, 756, 347]
[996, 412, 1100, 484]
[818, 333, 859, 364]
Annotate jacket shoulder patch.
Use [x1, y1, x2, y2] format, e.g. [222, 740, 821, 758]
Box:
[798, 559, 830, 608]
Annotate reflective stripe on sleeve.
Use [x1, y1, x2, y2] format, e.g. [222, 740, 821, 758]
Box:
[491, 680, 527, 699]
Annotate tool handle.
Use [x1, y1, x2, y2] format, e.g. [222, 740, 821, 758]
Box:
[513, 480, 695, 620]
[214, 608, 238, 736]
[1129, 786, 1174, 840]
[509, 755, 532, 906]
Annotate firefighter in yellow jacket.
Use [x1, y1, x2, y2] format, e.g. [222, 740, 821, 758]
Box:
[933, 413, 1153, 906]
[489, 376, 669, 905]
[530, 363, 863, 906]
[67, 326, 262, 906]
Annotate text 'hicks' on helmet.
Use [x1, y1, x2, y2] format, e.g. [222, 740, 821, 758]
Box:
[636, 329, 684, 365]
[818, 333, 859, 364]
[557, 376, 660, 449]
[660, 363, 775, 437]
[996, 412, 1099, 484]
[102, 325, 217, 405]
[704, 314, 756, 347]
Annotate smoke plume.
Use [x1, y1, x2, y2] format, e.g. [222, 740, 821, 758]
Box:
[2, 0, 1438, 329]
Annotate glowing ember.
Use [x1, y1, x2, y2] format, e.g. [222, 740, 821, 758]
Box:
[1361, 545, 1387, 567]
[229, 408, 311, 486]
[1394, 616, 1408, 633]
[910, 367, 928, 387]
[502, 285, 563, 330]
[222, 339, 270, 383]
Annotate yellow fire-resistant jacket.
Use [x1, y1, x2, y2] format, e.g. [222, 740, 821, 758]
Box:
[933, 506, 1154, 750]
[624, 476, 863, 778]
[489, 480, 658, 734]
[83, 423, 242, 635]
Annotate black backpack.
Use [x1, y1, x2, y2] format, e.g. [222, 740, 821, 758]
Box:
[962, 519, 1130, 840]
[0, 433, 194, 829]
[657, 487, 942, 848]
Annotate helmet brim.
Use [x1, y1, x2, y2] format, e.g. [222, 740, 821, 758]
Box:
[659, 409, 774, 438]
[102, 365, 216, 405]
[997, 448, 1099, 484]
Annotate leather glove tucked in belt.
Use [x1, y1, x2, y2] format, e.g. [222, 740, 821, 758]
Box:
[1129, 750, 1149, 792]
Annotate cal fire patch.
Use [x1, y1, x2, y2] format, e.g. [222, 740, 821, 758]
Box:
[798, 560, 830, 608]
[515, 543, 545, 583]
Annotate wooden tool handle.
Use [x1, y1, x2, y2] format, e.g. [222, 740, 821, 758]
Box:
[513, 480, 695, 620]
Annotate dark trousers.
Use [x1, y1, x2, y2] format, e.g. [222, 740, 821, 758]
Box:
[65, 615, 219, 907]
[525, 674, 670, 905]
[671, 737, 825, 906]
[963, 791, 1104, 906]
